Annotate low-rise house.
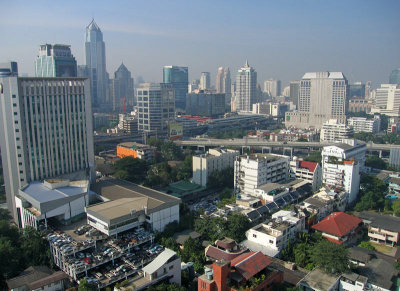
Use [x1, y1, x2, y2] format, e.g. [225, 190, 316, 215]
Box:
[205, 238, 247, 261]
[242, 211, 305, 257]
[339, 273, 368, 291]
[7, 266, 68, 291]
[198, 252, 284, 291]
[312, 212, 362, 245]
[290, 159, 322, 192]
[297, 267, 341, 291]
[173, 229, 202, 248]
[116, 142, 156, 162]
[357, 211, 400, 246]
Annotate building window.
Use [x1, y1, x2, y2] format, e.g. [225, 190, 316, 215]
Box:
[169, 265, 174, 270]
[12, 95, 16, 98]
[253, 234, 257, 238]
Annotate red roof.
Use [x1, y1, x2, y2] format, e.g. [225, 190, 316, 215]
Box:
[298, 161, 318, 173]
[325, 237, 344, 245]
[205, 246, 245, 261]
[231, 251, 271, 281]
[312, 212, 362, 238]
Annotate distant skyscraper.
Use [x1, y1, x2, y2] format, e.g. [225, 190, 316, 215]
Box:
[85, 19, 108, 109]
[0, 61, 18, 77]
[35, 44, 77, 77]
[216, 67, 231, 105]
[349, 82, 366, 98]
[136, 83, 175, 132]
[186, 91, 225, 117]
[163, 66, 188, 110]
[188, 79, 200, 93]
[371, 84, 400, 117]
[285, 72, 348, 129]
[111, 63, 134, 112]
[200, 72, 211, 90]
[263, 79, 281, 98]
[390, 68, 400, 85]
[0, 76, 94, 223]
[289, 80, 300, 108]
[234, 61, 257, 112]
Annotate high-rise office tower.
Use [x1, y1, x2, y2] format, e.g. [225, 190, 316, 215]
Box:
[84, 19, 108, 109]
[136, 83, 175, 132]
[200, 72, 211, 90]
[235, 61, 257, 112]
[285, 72, 348, 129]
[0, 62, 18, 77]
[349, 82, 366, 98]
[0, 76, 95, 222]
[390, 68, 400, 85]
[289, 81, 300, 109]
[163, 66, 188, 110]
[34, 44, 77, 77]
[263, 79, 281, 98]
[188, 79, 200, 93]
[371, 84, 400, 117]
[216, 67, 231, 105]
[111, 63, 134, 112]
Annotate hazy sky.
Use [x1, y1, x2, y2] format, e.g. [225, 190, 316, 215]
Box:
[1, 0, 399, 87]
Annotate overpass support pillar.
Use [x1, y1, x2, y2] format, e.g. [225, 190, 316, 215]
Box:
[379, 150, 382, 158]
[197, 145, 206, 152]
[262, 147, 272, 154]
[283, 147, 293, 158]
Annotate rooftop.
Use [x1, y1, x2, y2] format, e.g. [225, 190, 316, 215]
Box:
[6, 266, 61, 290]
[312, 212, 362, 238]
[298, 161, 318, 173]
[117, 142, 153, 150]
[357, 211, 400, 233]
[298, 267, 340, 291]
[357, 258, 398, 289]
[231, 251, 272, 281]
[257, 183, 287, 194]
[142, 248, 177, 275]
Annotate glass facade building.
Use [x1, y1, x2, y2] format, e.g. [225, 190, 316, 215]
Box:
[163, 66, 188, 110]
[34, 44, 77, 77]
[390, 68, 400, 86]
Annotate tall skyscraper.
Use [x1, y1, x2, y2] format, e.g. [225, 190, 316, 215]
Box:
[289, 81, 300, 108]
[216, 67, 231, 105]
[0, 62, 18, 77]
[111, 63, 134, 112]
[263, 79, 281, 98]
[163, 66, 188, 110]
[35, 44, 77, 77]
[84, 19, 108, 109]
[349, 82, 366, 98]
[0, 76, 95, 222]
[200, 72, 211, 90]
[234, 61, 257, 112]
[390, 68, 400, 85]
[136, 83, 175, 132]
[285, 72, 348, 129]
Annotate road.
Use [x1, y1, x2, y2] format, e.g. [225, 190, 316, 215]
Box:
[174, 138, 400, 151]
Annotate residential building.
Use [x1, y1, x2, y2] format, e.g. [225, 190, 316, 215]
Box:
[371, 84, 400, 117]
[6, 266, 68, 291]
[357, 211, 400, 246]
[349, 82, 366, 98]
[322, 141, 366, 203]
[142, 248, 181, 286]
[235, 61, 257, 112]
[252, 102, 289, 117]
[289, 80, 300, 108]
[198, 251, 284, 291]
[186, 91, 225, 117]
[216, 67, 231, 105]
[387, 117, 400, 133]
[348, 98, 373, 113]
[263, 79, 281, 98]
[320, 119, 353, 142]
[389, 68, 400, 85]
[312, 212, 362, 245]
[193, 148, 239, 187]
[347, 116, 380, 133]
[285, 72, 348, 129]
[0, 77, 94, 223]
[243, 210, 305, 257]
[111, 63, 134, 112]
[200, 72, 211, 90]
[163, 65, 188, 110]
[116, 142, 156, 161]
[84, 19, 108, 109]
[34, 44, 77, 77]
[289, 158, 322, 191]
[205, 237, 247, 261]
[298, 267, 341, 291]
[87, 178, 180, 235]
[0, 61, 18, 77]
[234, 154, 289, 195]
[136, 83, 175, 133]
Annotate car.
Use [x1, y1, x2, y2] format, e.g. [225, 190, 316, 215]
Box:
[83, 257, 92, 264]
[95, 272, 104, 280]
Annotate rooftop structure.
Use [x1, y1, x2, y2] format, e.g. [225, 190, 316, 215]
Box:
[290, 158, 322, 192]
[116, 142, 156, 161]
[297, 267, 341, 291]
[205, 237, 247, 262]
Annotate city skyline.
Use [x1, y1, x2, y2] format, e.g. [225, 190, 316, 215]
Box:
[1, 0, 399, 87]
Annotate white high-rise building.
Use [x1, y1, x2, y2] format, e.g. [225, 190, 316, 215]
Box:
[234, 153, 289, 195]
[285, 72, 348, 129]
[320, 119, 353, 142]
[193, 148, 239, 187]
[348, 116, 380, 133]
[84, 19, 108, 109]
[234, 61, 257, 112]
[371, 84, 400, 117]
[216, 67, 231, 105]
[322, 140, 366, 204]
[200, 72, 211, 90]
[263, 79, 281, 98]
[0, 76, 95, 223]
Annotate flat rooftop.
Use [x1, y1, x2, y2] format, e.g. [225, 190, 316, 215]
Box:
[117, 142, 153, 149]
[257, 183, 287, 194]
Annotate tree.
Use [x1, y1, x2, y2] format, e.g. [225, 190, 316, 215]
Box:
[20, 227, 52, 268]
[224, 213, 250, 242]
[354, 175, 388, 212]
[365, 155, 387, 170]
[310, 240, 349, 274]
[147, 138, 164, 150]
[358, 241, 375, 251]
[176, 155, 193, 181]
[207, 167, 234, 189]
[304, 151, 322, 164]
[114, 157, 148, 183]
[161, 141, 182, 161]
[146, 162, 174, 187]
[78, 280, 97, 291]
[0, 209, 12, 221]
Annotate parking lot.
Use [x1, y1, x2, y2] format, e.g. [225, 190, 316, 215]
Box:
[47, 224, 163, 288]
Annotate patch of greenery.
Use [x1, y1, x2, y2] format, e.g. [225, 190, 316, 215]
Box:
[353, 174, 388, 212]
[304, 151, 322, 164]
